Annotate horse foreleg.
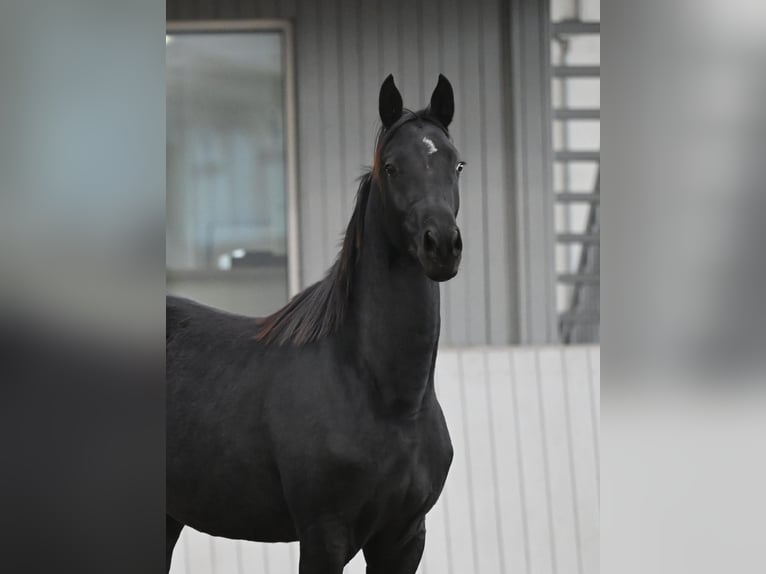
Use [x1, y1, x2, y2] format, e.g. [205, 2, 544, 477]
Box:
[363, 524, 426, 574]
[165, 515, 184, 573]
[298, 521, 350, 574]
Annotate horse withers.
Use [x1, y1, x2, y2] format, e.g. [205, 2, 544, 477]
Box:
[166, 74, 464, 574]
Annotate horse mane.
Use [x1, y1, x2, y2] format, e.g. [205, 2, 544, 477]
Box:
[255, 109, 447, 346]
[254, 171, 372, 345]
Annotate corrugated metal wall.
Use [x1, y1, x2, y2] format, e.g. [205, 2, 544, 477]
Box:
[169, 346, 600, 574]
[167, 0, 515, 345]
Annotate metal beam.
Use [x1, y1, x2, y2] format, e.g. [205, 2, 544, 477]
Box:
[556, 233, 600, 245]
[554, 150, 600, 162]
[553, 108, 600, 120]
[555, 192, 600, 203]
[553, 65, 600, 78]
[558, 310, 600, 323]
[558, 273, 600, 285]
[552, 21, 600, 35]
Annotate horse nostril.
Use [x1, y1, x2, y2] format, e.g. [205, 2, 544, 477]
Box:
[452, 228, 463, 255]
[423, 229, 438, 254]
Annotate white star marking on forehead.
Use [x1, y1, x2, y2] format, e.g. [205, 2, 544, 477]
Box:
[422, 136, 438, 155]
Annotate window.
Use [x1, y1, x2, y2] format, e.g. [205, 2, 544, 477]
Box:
[166, 22, 297, 317]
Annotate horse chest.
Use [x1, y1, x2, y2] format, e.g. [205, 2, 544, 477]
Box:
[359, 414, 453, 527]
[378, 445, 441, 512]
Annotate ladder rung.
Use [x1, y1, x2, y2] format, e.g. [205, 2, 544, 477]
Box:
[552, 21, 601, 35]
[553, 65, 600, 78]
[555, 193, 600, 203]
[554, 150, 600, 162]
[558, 310, 600, 324]
[553, 108, 600, 120]
[556, 233, 600, 244]
[558, 273, 600, 285]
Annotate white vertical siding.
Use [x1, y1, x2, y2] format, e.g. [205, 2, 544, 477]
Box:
[169, 346, 600, 574]
[167, 0, 516, 346]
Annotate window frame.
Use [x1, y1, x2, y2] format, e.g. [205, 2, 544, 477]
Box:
[166, 19, 301, 297]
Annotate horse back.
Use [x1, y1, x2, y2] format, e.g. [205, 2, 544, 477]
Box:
[165, 295, 297, 541]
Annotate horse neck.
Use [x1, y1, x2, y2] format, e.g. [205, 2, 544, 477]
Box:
[348, 180, 441, 414]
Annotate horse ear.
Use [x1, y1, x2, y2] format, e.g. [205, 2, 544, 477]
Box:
[379, 74, 403, 129]
[429, 74, 454, 128]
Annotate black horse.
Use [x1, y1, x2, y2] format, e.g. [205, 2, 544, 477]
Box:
[167, 74, 464, 574]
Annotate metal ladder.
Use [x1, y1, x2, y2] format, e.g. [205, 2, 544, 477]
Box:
[551, 18, 600, 343]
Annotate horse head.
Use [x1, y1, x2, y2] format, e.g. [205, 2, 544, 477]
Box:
[374, 74, 464, 282]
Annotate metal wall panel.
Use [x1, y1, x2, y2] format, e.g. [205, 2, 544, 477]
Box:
[507, 0, 558, 343]
[167, 0, 515, 345]
[169, 345, 601, 574]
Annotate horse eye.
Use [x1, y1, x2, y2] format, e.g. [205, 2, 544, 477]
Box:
[456, 161, 466, 174]
[385, 163, 397, 176]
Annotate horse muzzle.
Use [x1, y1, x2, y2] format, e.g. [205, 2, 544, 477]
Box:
[417, 223, 462, 282]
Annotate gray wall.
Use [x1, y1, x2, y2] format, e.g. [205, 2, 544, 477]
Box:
[168, 0, 516, 345]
